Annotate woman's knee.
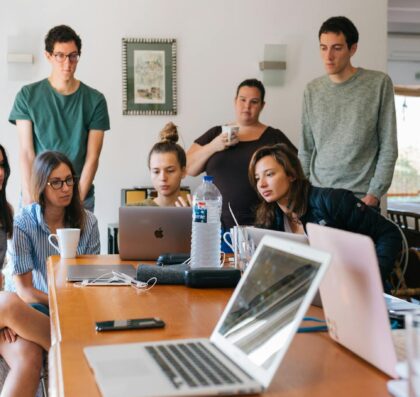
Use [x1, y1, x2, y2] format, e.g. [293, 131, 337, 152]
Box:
[0, 292, 21, 325]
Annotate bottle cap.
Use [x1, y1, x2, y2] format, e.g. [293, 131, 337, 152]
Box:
[203, 176, 214, 182]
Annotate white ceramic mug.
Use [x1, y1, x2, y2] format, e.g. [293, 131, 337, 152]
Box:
[223, 226, 255, 271]
[221, 125, 239, 143]
[48, 228, 80, 259]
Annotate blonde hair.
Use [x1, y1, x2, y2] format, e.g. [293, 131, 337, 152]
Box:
[159, 122, 179, 143]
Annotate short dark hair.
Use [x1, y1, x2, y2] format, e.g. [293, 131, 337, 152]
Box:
[0, 144, 13, 238]
[318, 16, 359, 48]
[45, 25, 82, 54]
[236, 78, 266, 103]
[31, 151, 86, 230]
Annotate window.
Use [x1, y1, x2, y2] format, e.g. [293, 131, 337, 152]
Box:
[388, 87, 420, 202]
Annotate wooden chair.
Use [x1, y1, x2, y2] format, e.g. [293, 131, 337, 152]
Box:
[392, 248, 420, 298]
[387, 209, 420, 297]
[387, 209, 420, 248]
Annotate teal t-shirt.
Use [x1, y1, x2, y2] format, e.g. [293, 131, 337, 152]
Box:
[9, 79, 110, 178]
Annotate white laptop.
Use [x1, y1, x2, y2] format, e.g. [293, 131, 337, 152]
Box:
[84, 235, 331, 397]
[119, 207, 192, 260]
[307, 223, 418, 379]
[246, 226, 308, 246]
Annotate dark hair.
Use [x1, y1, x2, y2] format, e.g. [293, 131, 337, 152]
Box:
[147, 122, 186, 169]
[319, 16, 359, 48]
[31, 151, 85, 230]
[0, 145, 13, 238]
[236, 78, 266, 103]
[45, 25, 82, 55]
[248, 144, 311, 228]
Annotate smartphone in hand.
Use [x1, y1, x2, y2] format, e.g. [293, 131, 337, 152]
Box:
[95, 317, 165, 332]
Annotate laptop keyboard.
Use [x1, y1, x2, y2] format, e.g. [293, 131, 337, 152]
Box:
[145, 342, 245, 389]
[391, 329, 406, 361]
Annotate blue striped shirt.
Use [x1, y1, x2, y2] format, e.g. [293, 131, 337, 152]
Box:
[5, 203, 100, 294]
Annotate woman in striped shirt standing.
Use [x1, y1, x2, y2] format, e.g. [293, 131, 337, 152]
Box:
[0, 144, 50, 397]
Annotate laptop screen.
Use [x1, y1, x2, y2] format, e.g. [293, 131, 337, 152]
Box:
[218, 245, 321, 370]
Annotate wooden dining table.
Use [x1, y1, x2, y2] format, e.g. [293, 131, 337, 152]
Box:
[47, 254, 392, 397]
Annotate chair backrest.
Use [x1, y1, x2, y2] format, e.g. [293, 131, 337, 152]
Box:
[121, 188, 148, 206]
[387, 209, 420, 247]
[121, 187, 191, 206]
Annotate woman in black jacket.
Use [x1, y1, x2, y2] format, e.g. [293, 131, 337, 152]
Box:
[248, 143, 402, 288]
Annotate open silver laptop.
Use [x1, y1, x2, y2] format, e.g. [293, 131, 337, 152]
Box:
[307, 223, 419, 379]
[119, 207, 192, 260]
[84, 235, 331, 397]
[67, 264, 136, 283]
[246, 226, 308, 246]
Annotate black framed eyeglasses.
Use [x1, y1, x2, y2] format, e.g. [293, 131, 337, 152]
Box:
[52, 52, 80, 63]
[47, 176, 76, 190]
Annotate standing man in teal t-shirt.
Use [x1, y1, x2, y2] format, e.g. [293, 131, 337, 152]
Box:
[299, 16, 397, 207]
[9, 25, 110, 212]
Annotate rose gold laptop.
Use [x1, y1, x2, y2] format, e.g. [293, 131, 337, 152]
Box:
[307, 223, 400, 378]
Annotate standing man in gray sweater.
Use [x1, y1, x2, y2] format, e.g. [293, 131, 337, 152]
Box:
[299, 16, 397, 207]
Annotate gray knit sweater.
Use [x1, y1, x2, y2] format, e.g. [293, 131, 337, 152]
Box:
[299, 68, 398, 199]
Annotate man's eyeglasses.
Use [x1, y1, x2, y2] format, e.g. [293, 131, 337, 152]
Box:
[52, 52, 80, 63]
[47, 176, 76, 190]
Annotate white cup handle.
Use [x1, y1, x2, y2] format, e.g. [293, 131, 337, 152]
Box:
[223, 231, 235, 252]
[48, 234, 60, 253]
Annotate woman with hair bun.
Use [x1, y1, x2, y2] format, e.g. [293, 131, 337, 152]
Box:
[138, 122, 190, 207]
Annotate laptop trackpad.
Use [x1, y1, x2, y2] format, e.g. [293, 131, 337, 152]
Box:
[96, 357, 152, 378]
[85, 344, 177, 396]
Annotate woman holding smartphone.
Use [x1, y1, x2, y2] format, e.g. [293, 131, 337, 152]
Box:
[0, 144, 50, 397]
[248, 143, 402, 288]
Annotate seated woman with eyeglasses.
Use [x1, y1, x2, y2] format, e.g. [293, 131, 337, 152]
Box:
[5, 151, 100, 313]
[0, 144, 50, 396]
[133, 122, 191, 207]
[248, 143, 402, 289]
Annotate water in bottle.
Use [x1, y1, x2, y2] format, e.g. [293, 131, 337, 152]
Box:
[190, 176, 222, 268]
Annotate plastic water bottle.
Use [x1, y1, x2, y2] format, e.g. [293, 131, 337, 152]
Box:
[190, 176, 222, 268]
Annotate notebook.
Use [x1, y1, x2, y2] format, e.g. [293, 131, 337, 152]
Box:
[67, 264, 136, 283]
[307, 223, 419, 378]
[84, 235, 331, 397]
[119, 207, 192, 260]
[246, 226, 308, 246]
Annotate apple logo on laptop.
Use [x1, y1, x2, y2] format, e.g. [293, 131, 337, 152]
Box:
[154, 227, 164, 239]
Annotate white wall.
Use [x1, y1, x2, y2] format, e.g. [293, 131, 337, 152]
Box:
[0, 0, 388, 252]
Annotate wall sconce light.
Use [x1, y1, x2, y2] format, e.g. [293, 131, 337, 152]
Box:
[7, 53, 34, 64]
[259, 44, 287, 86]
[7, 35, 38, 81]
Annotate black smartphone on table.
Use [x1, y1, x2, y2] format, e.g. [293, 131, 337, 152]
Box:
[95, 317, 165, 332]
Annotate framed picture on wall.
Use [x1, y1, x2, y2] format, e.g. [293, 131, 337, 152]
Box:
[122, 38, 177, 115]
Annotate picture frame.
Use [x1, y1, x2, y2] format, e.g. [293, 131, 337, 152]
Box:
[122, 38, 177, 115]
